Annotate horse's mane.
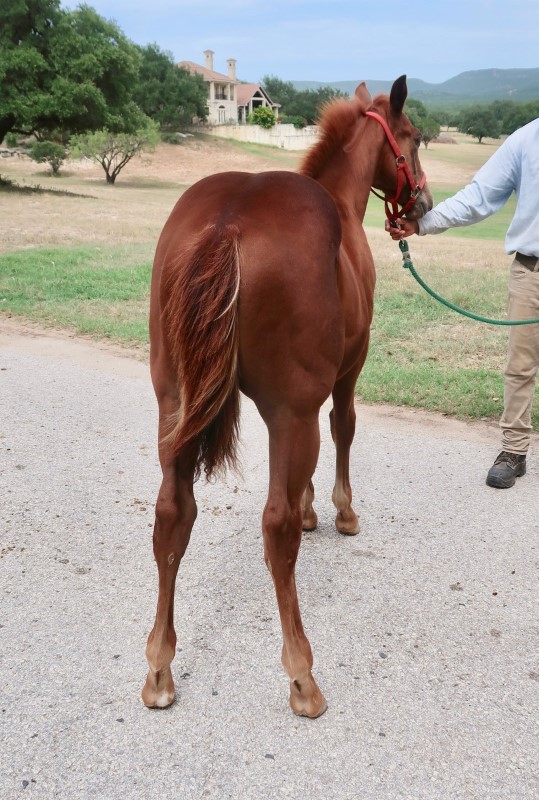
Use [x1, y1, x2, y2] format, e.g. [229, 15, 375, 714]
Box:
[300, 96, 363, 180]
[300, 93, 389, 180]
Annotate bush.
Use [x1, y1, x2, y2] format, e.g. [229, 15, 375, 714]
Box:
[161, 132, 182, 144]
[30, 141, 67, 176]
[247, 107, 276, 129]
[5, 133, 18, 147]
[281, 115, 308, 129]
[160, 132, 194, 144]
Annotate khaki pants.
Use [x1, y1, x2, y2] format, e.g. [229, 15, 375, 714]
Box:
[500, 255, 539, 454]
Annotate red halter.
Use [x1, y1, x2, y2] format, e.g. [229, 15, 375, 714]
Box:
[365, 110, 426, 223]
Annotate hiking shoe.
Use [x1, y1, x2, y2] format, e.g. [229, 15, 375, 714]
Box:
[486, 451, 526, 488]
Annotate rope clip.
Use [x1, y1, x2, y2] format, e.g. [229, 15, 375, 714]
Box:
[399, 238, 413, 269]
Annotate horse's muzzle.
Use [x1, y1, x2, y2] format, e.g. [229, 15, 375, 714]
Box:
[405, 185, 433, 220]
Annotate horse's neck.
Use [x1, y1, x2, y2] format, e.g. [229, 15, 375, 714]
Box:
[316, 143, 379, 226]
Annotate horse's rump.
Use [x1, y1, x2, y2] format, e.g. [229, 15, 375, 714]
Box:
[155, 171, 344, 477]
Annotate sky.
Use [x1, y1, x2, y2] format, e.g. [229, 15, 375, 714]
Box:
[61, 0, 539, 85]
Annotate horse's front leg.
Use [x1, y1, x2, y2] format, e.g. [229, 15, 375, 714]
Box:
[301, 479, 318, 531]
[330, 371, 360, 535]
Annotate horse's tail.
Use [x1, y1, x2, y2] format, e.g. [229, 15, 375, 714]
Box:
[162, 222, 241, 480]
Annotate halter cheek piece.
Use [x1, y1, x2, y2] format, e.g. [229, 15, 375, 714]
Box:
[365, 110, 426, 223]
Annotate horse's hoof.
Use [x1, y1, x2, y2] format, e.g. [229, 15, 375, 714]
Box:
[141, 667, 176, 708]
[335, 511, 359, 536]
[289, 674, 328, 718]
[302, 509, 318, 531]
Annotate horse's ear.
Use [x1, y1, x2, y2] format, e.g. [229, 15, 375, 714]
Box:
[354, 82, 371, 107]
[389, 75, 408, 115]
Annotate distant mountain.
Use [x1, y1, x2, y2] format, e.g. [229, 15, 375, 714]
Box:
[292, 68, 539, 107]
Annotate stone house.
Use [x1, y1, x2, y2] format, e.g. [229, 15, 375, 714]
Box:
[178, 50, 279, 125]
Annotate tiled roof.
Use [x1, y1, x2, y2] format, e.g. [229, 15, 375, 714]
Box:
[236, 83, 261, 105]
[236, 83, 279, 108]
[178, 61, 235, 83]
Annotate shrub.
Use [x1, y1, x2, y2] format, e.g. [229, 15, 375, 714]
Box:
[281, 115, 308, 129]
[161, 132, 183, 144]
[30, 141, 67, 176]
[248, 107, 276, 129]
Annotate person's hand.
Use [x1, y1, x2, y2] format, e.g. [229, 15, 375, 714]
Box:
[384, 218, 419, 240]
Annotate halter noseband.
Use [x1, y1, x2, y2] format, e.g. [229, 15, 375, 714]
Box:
[365, 110, 426, 223]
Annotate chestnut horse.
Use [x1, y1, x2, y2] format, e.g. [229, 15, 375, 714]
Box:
[142, 76, 432, 717]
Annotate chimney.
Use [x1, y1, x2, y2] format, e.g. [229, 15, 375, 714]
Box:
[227, 58, 237, 81]
[204, 49, 214, 71]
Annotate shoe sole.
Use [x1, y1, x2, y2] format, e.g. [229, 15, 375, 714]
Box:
[486, 463, 526, 489]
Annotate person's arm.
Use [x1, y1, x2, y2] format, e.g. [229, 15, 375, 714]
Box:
[418, 174, 514, 235]
[387, 133, 519, 240]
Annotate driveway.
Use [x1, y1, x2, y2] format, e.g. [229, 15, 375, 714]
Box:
[1, 321, 538, 800]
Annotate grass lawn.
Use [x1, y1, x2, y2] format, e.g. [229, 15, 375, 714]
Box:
[0, 244, 153, 349]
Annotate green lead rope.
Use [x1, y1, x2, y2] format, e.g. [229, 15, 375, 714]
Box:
[398, 239, 539, 326]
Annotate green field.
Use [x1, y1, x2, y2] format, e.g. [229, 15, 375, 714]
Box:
[364, 189, 516, 240]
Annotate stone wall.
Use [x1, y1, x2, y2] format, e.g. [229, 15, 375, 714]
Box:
[0, 148, 27, 159]
[203, 123, 319, 151]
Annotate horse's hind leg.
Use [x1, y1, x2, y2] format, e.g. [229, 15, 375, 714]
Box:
[262, 412, 327, 718]
[142, 410, 198, 709]
[330, 370, 360, 535]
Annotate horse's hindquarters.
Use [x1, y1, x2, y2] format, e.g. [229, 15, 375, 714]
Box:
[145, 169, 345, 718]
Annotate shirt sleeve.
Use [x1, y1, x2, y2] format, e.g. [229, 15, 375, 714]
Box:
[417, 135, 519, 236]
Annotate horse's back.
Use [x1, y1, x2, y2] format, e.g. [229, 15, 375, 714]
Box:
[155, 170, 340, 274]
[154, 171, 345, 412]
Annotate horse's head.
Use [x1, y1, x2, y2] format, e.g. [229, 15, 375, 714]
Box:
[356, 75, 433, 222]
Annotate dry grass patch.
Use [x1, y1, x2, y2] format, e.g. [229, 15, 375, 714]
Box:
[1, 136, 298, 253]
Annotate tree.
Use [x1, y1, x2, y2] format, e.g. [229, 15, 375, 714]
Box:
[488, 100, 515, 135]
[261, 75, 347, 125]
[70, 120, 159, 184]
[430, 108, 454, 129]
[248, 106, 276, 129]
[418, 116, 441, 148]
[404, 98, 428, 128]
[0, 0, 61, 142]
[132, 44, 207, 130]
[29, 139, 66, 174]
[280, 115, 308, 129]
[0, 1, 142, 142]
[39, 4, 142, 139]
[291, 86, 348, 124]
[404, 98, 440, 148]
[493, 99, 539, 135]
[261, 75, 298, 112]
[458, 107, 500, 143]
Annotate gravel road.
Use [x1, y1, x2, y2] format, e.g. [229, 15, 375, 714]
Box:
[1, 322, 538, 800]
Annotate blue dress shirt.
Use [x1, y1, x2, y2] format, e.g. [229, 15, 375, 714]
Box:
[418, 118, 539, 258]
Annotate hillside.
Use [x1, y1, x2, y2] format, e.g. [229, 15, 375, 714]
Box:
[292, 67, 539, 107]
